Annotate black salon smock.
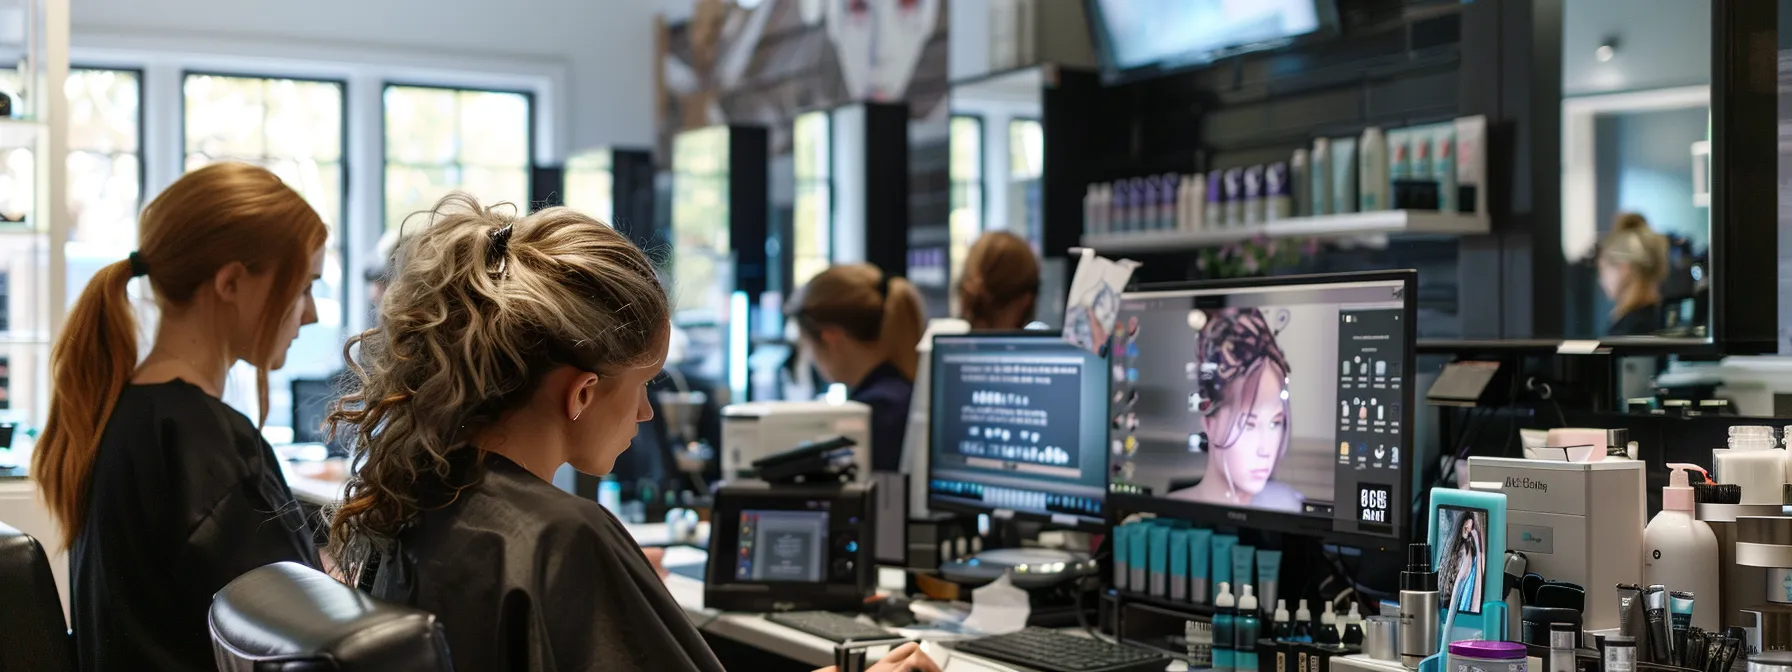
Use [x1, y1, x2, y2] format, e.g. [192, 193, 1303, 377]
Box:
[370, 454, 725, 672]
[1608, 303, 1663, 337]
[71, 380, 319, 672]
[852, 361, 914, 472]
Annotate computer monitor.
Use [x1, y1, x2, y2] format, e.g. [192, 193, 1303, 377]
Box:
[1106, 271, 1416, 542]
[927, 332, 1110, 529]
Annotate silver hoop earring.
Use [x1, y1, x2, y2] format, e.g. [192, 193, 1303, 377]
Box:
[573, 411, 582, 422]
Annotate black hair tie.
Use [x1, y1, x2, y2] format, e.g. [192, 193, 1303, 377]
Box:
[877, 273, 892, 303]
[128, 251, 149, 278]
[488, 224, 515, 277]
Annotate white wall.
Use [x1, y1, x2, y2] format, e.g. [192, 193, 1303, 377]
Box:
[71, 0, 663, 155]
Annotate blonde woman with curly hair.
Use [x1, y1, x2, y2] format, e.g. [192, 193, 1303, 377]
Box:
[327, 194, 939, 672]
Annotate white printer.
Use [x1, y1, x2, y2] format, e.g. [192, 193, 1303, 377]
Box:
[720, 400, 872, 481]
[1468, 456, 1645, 632]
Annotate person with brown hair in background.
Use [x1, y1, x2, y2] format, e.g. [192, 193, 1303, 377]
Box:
[790, 264, 927, 471]
[33, 162, 329, 671]
[959, 230, 1041, 330]
[1598, 212, 1671, 336]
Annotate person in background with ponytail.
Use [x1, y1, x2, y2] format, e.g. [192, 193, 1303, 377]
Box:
[1598, 212, 1671, 337]
[790, 264, 927, 472]
[33, 162, 328, 671]
[959, 230, 1041, 330]
[328, 195, 938, 672]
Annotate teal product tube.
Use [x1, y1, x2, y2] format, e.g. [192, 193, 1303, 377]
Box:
[1189, 528, 1214, 604]
[1148, 525, 1171, 597]
[1213, 534, 1239, 589]
[1232, 545, 1257, 598]
[1113, 523, 1133, 590]
[1169, 529, 1191, 601]
[1257, 550, 1284, 620]
[1129, 523, 1149, 591]
[1669, 591, 1695, 661]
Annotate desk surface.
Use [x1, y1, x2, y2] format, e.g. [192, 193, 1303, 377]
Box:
[279, 460, 1181, 671]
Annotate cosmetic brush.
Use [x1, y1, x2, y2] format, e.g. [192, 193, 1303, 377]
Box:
[1692, 482, 1741, 505]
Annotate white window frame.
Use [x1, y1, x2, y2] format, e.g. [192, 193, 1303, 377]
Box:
[65, 32, 565, 431]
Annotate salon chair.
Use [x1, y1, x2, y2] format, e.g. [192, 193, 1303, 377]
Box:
[0, 521, 74, 672]
[209, 561, 453, 671]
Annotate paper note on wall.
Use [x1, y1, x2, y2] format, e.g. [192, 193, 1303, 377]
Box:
[1061, 249, 1139, 355]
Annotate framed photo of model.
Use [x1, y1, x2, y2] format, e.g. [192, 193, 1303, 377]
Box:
[1106, 270, 1416, 543]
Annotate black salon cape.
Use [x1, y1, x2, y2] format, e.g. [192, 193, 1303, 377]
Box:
[851, 361, 914, 472]
[71, 380, 320, 672]
[371, 454, 726, 672]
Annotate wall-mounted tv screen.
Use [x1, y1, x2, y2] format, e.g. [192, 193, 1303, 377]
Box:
[1085, 0, 1334, 83]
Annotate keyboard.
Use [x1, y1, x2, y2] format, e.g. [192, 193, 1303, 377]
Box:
[953, 628, 1169, 672]
[765, 611, 902, 643]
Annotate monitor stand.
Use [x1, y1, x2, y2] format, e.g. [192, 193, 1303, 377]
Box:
[939, 547, 1098, 589]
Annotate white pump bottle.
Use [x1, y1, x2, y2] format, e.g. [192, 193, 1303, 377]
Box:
[1642, 462, 1720, 630]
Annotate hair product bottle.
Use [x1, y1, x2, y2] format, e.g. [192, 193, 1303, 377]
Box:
[1643, 464, 1720, 630]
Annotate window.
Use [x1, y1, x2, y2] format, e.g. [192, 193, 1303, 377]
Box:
[947, 115, 984, 314]
[0, 68, 142, 429]
[184, 73, 345, 428]
[383, 85, 532, 230]
[0, 68, 143, 301]
[563, 150, 613, 223]
[792, 111, 831, 287]
[1008, 118, 1044, 244]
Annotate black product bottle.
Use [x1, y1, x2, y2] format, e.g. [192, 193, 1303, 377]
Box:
[1292, 599, 1314, 643]
[1316, 603, 1341, 646]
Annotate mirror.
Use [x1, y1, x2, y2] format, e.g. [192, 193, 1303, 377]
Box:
[1560, 0, 1711, 342]
[947, 65, 1045, 315]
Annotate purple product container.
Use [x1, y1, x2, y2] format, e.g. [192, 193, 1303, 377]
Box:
[1449, 641, 1526, 672]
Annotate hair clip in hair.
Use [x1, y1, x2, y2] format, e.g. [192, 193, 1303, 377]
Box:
[128, 251, 149, 278]
[488, 224, 515, 277]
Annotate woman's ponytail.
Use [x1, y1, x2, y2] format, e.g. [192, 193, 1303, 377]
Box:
[34, 259, 140, 545]
[878, 277, 926, 380]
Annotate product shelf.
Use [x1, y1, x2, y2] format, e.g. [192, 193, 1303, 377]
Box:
[1077, 210, 1490, 254]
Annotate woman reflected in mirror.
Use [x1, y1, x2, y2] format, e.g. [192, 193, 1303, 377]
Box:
[1598, 212, 1670, 337]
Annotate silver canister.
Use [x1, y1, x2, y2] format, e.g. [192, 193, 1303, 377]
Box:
[1366, 615, 1400, 662]
[1748, 651, 1792, 672]
[1399, 588, 1439, 669]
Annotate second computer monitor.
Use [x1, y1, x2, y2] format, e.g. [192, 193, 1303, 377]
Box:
[1107, 271, 1416, 541]
[928, 332, 1109, 528]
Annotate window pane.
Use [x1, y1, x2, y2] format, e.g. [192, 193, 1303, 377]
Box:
[950, 116, 982, 181]
[383, 85, 533, 231]
[458, 90, 529, 167]
[564, 151, 613, 223]
[459, 165, 528, 210]
[265, 80, 343, 161]
[183, 75, 268, 158]
[385, 164, 456, 232]
[384, 86, 458, 165]
[67, 150, 138, 244]
[67, 70, 139, 154]
[184, 73, 345, 428]
[794, 111, 829, 180]
[1009, 119, 1044, 180]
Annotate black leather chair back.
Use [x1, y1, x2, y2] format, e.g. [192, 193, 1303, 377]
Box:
[0, 521, 74, 672]
[209, 562, 453, 672]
